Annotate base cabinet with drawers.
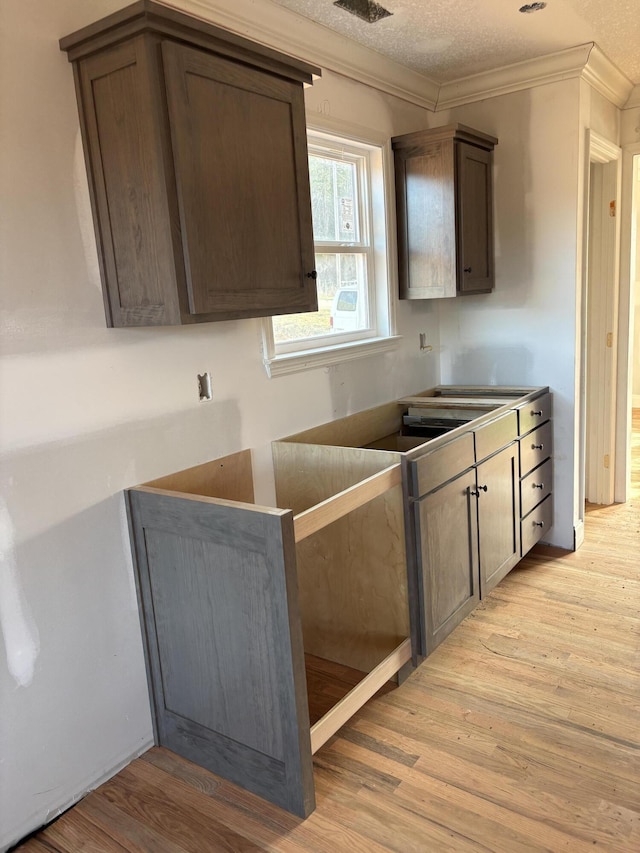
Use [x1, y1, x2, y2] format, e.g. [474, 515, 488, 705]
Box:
[126, 385, 552, 817]
[518, 393, 553, 554]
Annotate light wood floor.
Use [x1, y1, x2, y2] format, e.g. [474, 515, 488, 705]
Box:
[17, 413, 640, 852]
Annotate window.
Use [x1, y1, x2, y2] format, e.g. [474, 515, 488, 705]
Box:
[262, 127, 398, 376]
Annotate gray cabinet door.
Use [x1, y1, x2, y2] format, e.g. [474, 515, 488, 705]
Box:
[476, 443, 521, 595]
[413, 467, 479, 655]
[127, 488, 315, 817]
[456, 142, 494, 294]
[162, 41, 317, 319]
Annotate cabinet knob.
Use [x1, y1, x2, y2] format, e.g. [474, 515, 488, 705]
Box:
[306, 270, 317, 280]
[532, 443, 544, 450]
[469, 488, 479, 497]
[533, 520, 545, 528]
[533, 482, 544, 489]
[532, 410, 543, 417]
[463, 266, 472, 273]
[478, 484, 488, 492]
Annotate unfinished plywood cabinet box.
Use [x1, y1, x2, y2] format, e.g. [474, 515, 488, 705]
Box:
[60, 0, 319, 327]
[393, 124, 497, 299]
[126, 446, 412, 817]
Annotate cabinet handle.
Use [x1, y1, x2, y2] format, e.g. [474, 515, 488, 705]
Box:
[306, 270, 318, 280]
[533, 521, 545, 528]
[531, 410, 543, 417]
[532, 482, 544, 489]
[463, 266, 472, 273]
[532, 443, 544, 450]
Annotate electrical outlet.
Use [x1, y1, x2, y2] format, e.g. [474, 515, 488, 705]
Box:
[197, 372, 212, 401]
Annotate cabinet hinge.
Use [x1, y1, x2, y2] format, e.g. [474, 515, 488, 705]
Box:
[609, 200, 616, 217]
[606, 332, 613, 348]
[604, 454, 610, 469]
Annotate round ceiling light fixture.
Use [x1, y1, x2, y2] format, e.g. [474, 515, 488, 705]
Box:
[519, 2, 547, 11]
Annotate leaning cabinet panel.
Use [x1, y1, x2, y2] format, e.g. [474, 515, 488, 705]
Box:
[126, 448, 411, 817]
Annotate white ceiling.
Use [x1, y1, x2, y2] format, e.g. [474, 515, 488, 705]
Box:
[270, 0, 640, 85]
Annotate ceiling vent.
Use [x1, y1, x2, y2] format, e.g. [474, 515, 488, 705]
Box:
[333, 0, 393, 24]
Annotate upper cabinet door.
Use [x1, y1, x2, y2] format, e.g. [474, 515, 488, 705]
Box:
[162, 41, 317, 319]
[394, 138, 457, 300]
[456, 142, 494, 295]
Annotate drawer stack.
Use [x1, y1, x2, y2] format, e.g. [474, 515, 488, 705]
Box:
[517, 393, 553, 554]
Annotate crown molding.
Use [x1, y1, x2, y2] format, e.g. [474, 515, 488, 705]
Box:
[154, 2, 634, 114]
[623, 85, 640, 110]
[581, 45, 634, 109]
[436, 44, 593, 110]
[161, 0, 439, 110]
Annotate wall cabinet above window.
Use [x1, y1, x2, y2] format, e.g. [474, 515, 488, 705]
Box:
[392, 124, 497, 300]
[61, 1, 320, 327]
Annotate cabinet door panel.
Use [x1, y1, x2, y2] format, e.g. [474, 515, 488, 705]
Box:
[395, 139, 456, 300]
[79, 38, 182, 326]
[162, 41, 316, 318]
[127, 488, 314, 817]
[414, 468, 479, 655]
[477, 444, 520, 595]
[457, 142, 493, 294]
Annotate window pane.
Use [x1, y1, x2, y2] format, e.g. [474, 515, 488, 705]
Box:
[272, 253, 368, 344]
[309, 155, 359, 242]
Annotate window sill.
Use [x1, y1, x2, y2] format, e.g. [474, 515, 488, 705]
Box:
[263, 335, 402, 378]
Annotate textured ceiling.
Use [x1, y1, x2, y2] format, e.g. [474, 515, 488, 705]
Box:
[270, 0, 640, 84]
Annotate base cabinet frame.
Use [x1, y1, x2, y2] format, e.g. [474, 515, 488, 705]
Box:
[126, 448, 411, 818]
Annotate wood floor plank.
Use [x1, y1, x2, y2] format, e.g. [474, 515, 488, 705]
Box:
[16, 413, 640, 852]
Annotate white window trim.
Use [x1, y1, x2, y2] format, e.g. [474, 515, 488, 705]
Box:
[262, 118, 400, 378]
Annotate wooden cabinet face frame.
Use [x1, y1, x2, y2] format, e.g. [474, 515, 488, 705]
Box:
[61, 1, 320, 327]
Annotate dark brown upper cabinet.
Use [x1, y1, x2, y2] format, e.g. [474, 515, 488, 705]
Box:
[392, 124, 497, 300]
[60, 1, 320, 327]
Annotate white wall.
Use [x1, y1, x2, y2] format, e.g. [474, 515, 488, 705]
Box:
[432, 82, 583, 550]
[0, 2, 440, 848]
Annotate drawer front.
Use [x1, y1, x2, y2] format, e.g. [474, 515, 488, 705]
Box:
[474, 410, 518, 463]
[518, 392, 551, 435]
[411, 433, 475, 497]
[521, 494, 553, 555]
[520, 458, 552, 518]
[519, 421, 552, 477]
